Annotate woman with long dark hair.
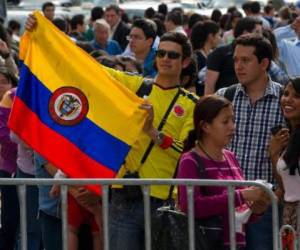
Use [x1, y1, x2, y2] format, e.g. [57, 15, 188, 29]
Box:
[177, 95, 270, 249]
[269, 77, 300, 234]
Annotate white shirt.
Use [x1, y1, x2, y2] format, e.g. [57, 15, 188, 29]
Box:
[277, 157, 300, 202]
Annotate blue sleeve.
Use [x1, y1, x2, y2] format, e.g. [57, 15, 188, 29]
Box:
[34, 152, 48, 167]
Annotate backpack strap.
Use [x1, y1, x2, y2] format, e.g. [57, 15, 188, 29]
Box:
[224, 84, 238, 102]
[136, 78, 153, 97]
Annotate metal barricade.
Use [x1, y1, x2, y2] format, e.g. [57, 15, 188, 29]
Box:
[0, 178, 281, 250]
[279, 202, 300, 250]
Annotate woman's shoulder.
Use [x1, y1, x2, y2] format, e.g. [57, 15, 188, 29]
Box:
[223, 149, 240, 165]
[180, 151, 198, 163]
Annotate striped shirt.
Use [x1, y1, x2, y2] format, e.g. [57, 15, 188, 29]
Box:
[217, 80, 286, 183]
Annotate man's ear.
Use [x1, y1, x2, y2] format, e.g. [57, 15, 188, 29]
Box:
[261, 58, 270, 71]
[182, 57, 190, 69]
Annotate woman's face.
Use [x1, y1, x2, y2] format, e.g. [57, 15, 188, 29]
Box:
[0, 73, 13, 100]
[202, 106, 235, 147]
[281, 82, 300, 126]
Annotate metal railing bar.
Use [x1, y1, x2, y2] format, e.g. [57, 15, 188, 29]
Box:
[187, 185, 195, 250]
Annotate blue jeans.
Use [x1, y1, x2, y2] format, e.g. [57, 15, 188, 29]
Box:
[109, 190, 164, 250]
[39, 210, 62, 250]
[0, 170, 19, 250]
[245, 206, 274, 250]
[16, 168, 42, 250]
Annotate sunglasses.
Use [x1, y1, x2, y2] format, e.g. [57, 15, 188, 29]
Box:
[156, 49, 182, 59]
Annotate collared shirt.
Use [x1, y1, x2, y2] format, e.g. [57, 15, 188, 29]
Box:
[109, 19, 121, 40]
[143, 47, 157, 78]
[274, 25, 296, 43]
[90, 39, 122, 56]
[277, 37, 300, 77]
[217, 80, 286, 183]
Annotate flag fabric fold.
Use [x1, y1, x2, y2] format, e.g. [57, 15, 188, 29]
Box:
[8, 11, 146, 193]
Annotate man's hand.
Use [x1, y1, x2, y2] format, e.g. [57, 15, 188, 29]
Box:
[49, 184, 60, 198]
[25, 14, 37, 31]
[139, 102, 155, 136]
[69, 187, 100, 207]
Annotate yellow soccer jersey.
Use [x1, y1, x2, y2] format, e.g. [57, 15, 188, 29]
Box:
[105, 67, 198, 200]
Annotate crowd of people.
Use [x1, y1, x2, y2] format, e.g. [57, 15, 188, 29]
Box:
[0, 0, 300, 249]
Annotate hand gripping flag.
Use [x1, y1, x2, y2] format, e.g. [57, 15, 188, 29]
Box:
[8, 11, 146, 194]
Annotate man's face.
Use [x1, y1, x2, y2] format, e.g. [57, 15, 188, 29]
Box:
[234, 45, 268, 86]
[156, 41, 184, 78]
[128, 27, 152, 55]
[104, 9, 119, 28]
[43, 6, 55, 21]
[94, 25, 109, 45]
[292, 17, 300, 37]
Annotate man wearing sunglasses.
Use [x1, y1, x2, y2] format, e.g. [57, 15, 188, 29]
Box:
[26, 15, 197, 250]
[106, 31, 197, 250]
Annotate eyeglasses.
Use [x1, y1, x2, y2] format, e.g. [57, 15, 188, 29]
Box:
[126, 35, 144, 41]
[156, 49, 182, 59]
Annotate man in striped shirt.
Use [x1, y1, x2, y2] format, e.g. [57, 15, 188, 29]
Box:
[217, 34, 285, 250]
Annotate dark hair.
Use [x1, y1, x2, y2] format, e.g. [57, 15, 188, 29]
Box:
[158, 3, 168, 16]
[219, 13, 231, 31]
[144, 7, 156, 19]
[279, 6, 293, 22]
[227, 6, 238, 14]
[250, 1, 261, 14]
[8, 20, 21, 32]
[166, 11, 183, 26]
[159, 32, 192, 59]
[234, 34, 273, 70]
[0, 66, 18, 87]
[132, 18, 156, 41]
[191, 21, 219, 50]
[153, 18, 166, 37]
[211, 9, 222, 23]
[242, 1, 252, 12]
[188, 13, 204, 29]
[52, 18, 68, 33]
[234, 17, 262, 38]
[76, 42, 94, 53]
[262, 28, 279, 60]
[180, 55, 198, 89]
[105, 5, 121, 15]
[91, 7, 104, 21]
[42, 2, 55, 11]
[229, 10, 243, 28]
[115, 55, 143, 74]
[264, 4, 274, 14]
[183, 95, 231, 152]
[283, 77, 300, 175]
[70, 14, 85, 30]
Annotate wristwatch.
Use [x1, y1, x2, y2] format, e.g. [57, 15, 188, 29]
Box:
[155, 131, 164, 145]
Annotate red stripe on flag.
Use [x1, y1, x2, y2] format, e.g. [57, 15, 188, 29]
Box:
[9, 97, 116, 195]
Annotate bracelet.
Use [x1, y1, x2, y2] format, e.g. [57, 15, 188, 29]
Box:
[155, 131, 164, 145]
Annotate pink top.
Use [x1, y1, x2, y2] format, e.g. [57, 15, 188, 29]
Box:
[177, 149, 246, 246]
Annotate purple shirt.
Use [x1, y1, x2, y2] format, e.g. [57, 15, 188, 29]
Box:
[177, 149, 246, 246]
[0, 89, 17, 174]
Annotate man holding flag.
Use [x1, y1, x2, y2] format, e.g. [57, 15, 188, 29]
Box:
[21, 13, 197, 250]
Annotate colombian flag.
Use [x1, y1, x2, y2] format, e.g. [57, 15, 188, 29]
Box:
[8, 11, 146, 193]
